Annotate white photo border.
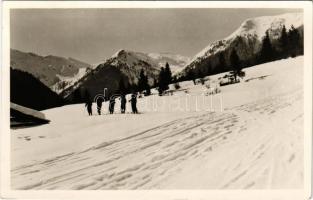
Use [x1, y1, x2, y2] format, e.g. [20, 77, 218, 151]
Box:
[1, 1, 312, 200]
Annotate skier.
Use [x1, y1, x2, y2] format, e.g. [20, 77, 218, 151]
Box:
[96, 97, 104, 115]
[109, 96, 116, 114]
[120, 94, 126, 114]
[85, 100, 93, 116]
[129, 93, 138, 114]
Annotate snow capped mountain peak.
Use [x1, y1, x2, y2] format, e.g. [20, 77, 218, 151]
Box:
[108, 50, 159, 72]
[106, 49, 190, 74]
[186, 12, 303, 70]
[111, 49, 130, 58]
[226, 12, 303, 40]
[62, 50, 190, 99]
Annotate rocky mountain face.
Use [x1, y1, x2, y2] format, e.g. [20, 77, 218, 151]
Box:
[179, 12, 303, 78]
[105, 50, 190, 84]
[61, 50, 189, 102]
[10, 49, 92, 92]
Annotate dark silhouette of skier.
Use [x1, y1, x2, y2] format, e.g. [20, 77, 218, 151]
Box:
[130, 93, 138, 114]
[84, 89, 92, 116]
[85, 100, 93, 116]
[96, 97, 104, 115]
[120, 94, 126, 114]
[109, 96, 116, 114]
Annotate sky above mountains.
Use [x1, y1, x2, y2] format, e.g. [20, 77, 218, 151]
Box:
[11, 8, 301, 64]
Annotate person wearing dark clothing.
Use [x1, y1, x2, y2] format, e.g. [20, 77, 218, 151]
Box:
[85, 101, 93, 116]
[120, 94, 127, 114]
[96, 97, 104, 115]
[130, 93, 138, 114]
[109, 97, 116, 114]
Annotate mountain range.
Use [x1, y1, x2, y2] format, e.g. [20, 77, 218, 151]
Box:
[10, 49, 93, 92]
[60, 50, 190, 101]
[179, 12, 303, 77]
[10, 12, 304, 105]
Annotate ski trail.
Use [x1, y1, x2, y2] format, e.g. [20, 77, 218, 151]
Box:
[157, 89, 303, 189]
[12, 111, 242, 189]
[11, 90, 303, 189]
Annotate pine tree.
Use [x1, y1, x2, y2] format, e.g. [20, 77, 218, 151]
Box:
[288, 25, 301, 57]
[164, 62, 172, 86]
[157, 63, 171, 95]
[158, 67, 168, 95]
[138, 69, 146, 93]
[259, 30, 276, 63]
[158, 67, 165, 95]
[137, 69, 151, 95]
[230, 49, 242, 82]
[279, 25, 288, 58]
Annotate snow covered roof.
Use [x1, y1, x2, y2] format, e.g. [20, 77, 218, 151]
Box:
[10, 103, 50, 127]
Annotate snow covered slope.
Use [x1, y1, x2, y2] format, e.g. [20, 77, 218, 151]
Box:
[52, 67, 92, 94]
[180, 12, 303, 77]
[11, 56, 304, 189]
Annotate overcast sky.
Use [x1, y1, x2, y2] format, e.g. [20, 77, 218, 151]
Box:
[11, 8, 301, 64]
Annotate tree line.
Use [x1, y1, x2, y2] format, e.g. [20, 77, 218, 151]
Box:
[259, 25, 303, 63]
[178, 24, 303, 83]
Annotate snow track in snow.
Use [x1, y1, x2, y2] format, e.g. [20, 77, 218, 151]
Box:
[11, 89, 303, 189]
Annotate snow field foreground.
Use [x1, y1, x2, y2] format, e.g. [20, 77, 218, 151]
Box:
[11, 57, 304, 189]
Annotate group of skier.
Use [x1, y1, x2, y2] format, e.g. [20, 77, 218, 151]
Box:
[85, 93, 138, 116]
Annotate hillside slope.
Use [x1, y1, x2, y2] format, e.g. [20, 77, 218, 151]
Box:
[61, 50, 189, 102]
[11, 56, 303, 189]
[10, 68, 65, 111]
[10, 49, 92, 91]
[180, 12, 303, 78]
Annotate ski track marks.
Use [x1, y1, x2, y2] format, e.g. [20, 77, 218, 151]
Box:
[11, 90, 303, 190]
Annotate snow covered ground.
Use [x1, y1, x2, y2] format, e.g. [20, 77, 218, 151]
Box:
[11, 57, 303, 190]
